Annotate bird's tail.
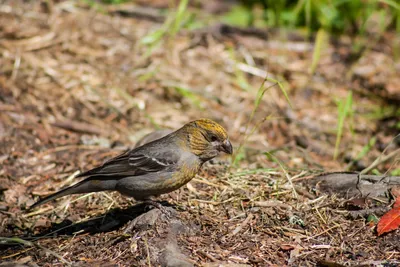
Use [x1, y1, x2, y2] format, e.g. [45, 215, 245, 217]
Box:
[29, 178, 117, 210]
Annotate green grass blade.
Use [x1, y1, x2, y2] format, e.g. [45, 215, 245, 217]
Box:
[265, 77, 292, 108]
[174, 86, 204, 110]
[305, 0, 312, 33]
[171, 0, 189, 35]
[310, 28, 328, 74]
[334, 91, 353, 160]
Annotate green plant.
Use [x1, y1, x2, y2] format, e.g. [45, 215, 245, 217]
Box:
[225, 0, 400, 35]
[310, 28, 328, 74]
[346, 137, 376, 170]
[231, 74, 291, 166]
[101, 0, 127, 4]
[334, 91, 353, 160]
[140, 0, 190, 57]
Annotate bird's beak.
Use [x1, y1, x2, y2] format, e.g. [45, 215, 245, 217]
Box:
[220, 140, 233, 154]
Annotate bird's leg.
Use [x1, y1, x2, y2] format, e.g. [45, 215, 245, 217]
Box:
[144, 199, 163, 210]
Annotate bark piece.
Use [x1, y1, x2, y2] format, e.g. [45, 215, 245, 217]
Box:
[306, 172, 400, 198]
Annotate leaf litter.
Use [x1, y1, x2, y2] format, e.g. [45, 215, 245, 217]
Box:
[0, 1, 400, 266]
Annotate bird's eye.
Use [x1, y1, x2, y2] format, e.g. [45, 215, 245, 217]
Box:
[210, 135, 218, 142]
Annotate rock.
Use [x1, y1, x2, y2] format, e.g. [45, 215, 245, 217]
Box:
[160, 242, 193, 267]
[123, 208, 162, 233]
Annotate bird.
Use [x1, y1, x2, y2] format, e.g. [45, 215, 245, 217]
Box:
[30, 118, 232, 210]
[134, 129, 172, 148]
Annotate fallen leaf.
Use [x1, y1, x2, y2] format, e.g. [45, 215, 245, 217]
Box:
[317, 260, 346, 267]
[391, 186, 400, 198]
[392, 187, 400, 209]
[344, 197, 369, 210]
[0, 178, 14, 191]
[377, 200, 400, 236]
[288, 245, 302, 264]
[280, 244, 295, 251]
[4, 185, 27, 204]
[34, 218, 50, 228]
[393, 197, 400, 209]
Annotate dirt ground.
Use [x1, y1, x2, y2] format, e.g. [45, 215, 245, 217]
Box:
[1, 1, 400, 266]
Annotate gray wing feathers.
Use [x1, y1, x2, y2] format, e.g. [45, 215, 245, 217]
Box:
[30, 137, 183, 209]
[77, 141, 180, 179]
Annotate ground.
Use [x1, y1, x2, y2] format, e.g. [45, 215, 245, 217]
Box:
[0, 1, 399, 266]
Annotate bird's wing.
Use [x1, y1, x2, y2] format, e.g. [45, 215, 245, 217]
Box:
[76, 146, 180, 178]
[128, 150, 178, 174]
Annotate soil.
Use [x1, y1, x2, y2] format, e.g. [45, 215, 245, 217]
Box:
[0, 1, 399, 266]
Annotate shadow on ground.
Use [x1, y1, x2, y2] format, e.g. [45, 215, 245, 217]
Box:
[3, 201, 174, 244]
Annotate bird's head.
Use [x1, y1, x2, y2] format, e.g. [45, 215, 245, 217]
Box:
[180, 118, 232, 161]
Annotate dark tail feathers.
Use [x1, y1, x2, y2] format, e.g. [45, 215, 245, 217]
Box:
[29, 178, 117, 210]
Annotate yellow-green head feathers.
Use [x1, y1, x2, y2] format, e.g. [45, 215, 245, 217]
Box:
[179, 119, 231, 160]
[192, 118, 228, 140]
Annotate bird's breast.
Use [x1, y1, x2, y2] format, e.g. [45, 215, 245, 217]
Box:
[165, 159, 201, 190]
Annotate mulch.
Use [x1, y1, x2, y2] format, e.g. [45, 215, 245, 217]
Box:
[1, 1, 399, 266]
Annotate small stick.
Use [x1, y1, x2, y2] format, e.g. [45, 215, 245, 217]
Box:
[231, 213, 254, 236]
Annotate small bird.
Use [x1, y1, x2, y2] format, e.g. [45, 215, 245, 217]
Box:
[30, 119, 232, 209]
[134, 129, 172, 148]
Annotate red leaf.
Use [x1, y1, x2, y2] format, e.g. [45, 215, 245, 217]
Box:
[280, 244, 295, 251]
[391, 186, 400, 198]
[393, 197, 400, 209]
[377, 206, 400, 236]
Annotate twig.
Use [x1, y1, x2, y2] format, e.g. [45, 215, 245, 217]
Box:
[107, 5, 165, 23]
[51, 119, 105, 135]
[11, 49, 21, 81]
[197, 250, 218, 262]
[305, 225, 340, 240]
[143, 236, 151, 267]
[0, 247, 34, 260]
[231, 213, 254, 236]
[37, 145, 107, 158]
[0, 237, 72, 265]
[310, 245, 331, 249]
[266, 151, 298, 198]
[191, 197, 236, 205]
[192, 177, 225, 189]
[361, 147, 400, 174]
[253, 200, 292, 210]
